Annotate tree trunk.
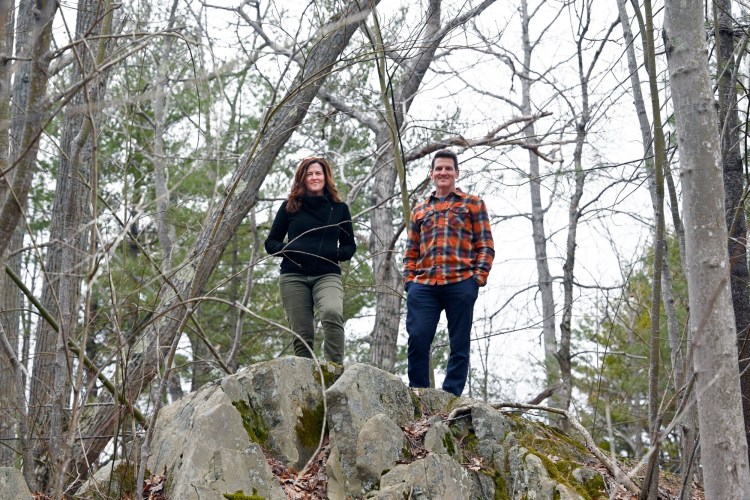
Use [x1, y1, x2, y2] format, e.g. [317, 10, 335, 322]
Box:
[617, 1, 698, 491]
[0, 237, 21, 467]
[368, 141, 403, 371]
[26, 0, 115, 492]
[0, 0, 58, 259]
[0, 0, 19, 468]
[69, 0, 382, 477]
[151, 0, 179, 271]
[639, 1, 667, 495]
[3, 0, 61, 491]
[520, 0, 560, 405]
[664, 0, 750, 495]
[559, 16, 589, 420]
[714, 0, 750, 464]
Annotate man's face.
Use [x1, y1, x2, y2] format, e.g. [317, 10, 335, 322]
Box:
[430, 157, 459, 192]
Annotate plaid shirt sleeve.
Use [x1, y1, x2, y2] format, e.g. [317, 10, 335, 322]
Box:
[403, 191, 494, 286]
[471, 198, 494, 286]
[403, 202, 423, 284]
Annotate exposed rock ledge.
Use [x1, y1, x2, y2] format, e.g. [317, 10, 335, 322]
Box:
[76, 357, 611, 499]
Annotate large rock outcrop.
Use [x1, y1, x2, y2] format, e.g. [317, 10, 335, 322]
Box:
[76, 358, 609, 499]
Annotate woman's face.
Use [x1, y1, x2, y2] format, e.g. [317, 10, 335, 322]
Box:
[304, 163, 325, 196]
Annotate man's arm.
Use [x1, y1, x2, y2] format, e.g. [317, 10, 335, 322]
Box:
[403, 209, 420, 285]
[472, 199, 495, 286]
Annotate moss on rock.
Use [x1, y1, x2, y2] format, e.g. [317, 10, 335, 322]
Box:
[491, 470, 510, 500]
[79, 460, 153, 500]
[295, 400, 326, 449]
[232, 399, 269, 446]
[410, 390, 423, 419]
[313, 363, 340, 389]
[223, 489, 265, 499]
[442, 431, 456, 457]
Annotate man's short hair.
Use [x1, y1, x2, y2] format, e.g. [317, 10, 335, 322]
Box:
[431, 149, 459, 171]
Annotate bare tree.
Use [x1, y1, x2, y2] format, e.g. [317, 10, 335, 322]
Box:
[616, 0, 698, 494]
[0, 0, 21, 468]
[517, 0, 564, 408]
[634, 0, 668, 495]
[25, 0, 117, 493]
[664, 0, 750, 495]
[556, 1, 619, 420]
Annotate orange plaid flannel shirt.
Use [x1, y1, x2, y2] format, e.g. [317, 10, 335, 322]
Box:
[403, 188, 494, 286]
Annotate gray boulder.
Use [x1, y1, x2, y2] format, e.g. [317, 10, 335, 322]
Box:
[146, 380, 285, 500]
[221, 356, 342, 469]
[75, 459, 135, 499]
[355, 414, 407, 491]
[372, 453, 472, 499]
[423, 416, 453, 456]
[0, 467, 32, 499]
[325, 362, 414, 497]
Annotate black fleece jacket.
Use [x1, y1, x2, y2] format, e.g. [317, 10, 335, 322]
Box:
[264, 193, 356, 276]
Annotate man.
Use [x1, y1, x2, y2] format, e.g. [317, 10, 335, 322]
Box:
[403, 149, 495, 396]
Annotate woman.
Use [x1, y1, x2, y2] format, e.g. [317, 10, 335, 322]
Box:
[264, 157, 356, 364]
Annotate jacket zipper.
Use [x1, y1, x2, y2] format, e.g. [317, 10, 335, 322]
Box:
[313, 200, 334, 272]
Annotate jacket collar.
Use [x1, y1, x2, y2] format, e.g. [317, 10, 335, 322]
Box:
[429, 187, 465, 201]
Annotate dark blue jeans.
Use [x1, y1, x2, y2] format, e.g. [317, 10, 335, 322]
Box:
[406, 278, 479, 396]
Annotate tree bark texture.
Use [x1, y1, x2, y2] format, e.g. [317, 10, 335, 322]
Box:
[664, 0, 750, 495]
[2, 0, 60, 487]
[0, 0, 19, 468]
[714, 0, 750, 463]
[26, 0, 114, 492]
[0, 0, 58, 259]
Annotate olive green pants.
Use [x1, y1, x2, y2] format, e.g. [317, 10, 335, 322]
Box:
[279, 273, 345, 364]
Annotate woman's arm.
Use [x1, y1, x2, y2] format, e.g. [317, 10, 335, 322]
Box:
[337, 204, 356, 261]
[264, 203, 289, 255]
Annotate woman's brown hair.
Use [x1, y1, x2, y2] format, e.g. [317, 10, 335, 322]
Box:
[286, 157, 342, 213]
